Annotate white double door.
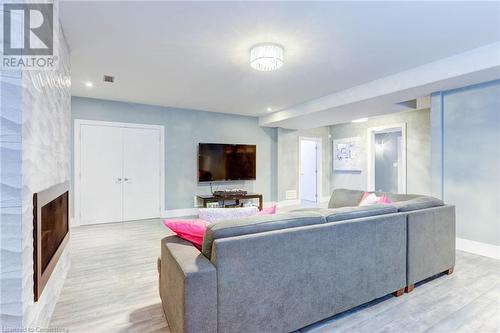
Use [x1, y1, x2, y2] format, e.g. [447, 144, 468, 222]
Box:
[78, 122, 162, 225]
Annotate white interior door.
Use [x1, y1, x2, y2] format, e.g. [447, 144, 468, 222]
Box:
[77, 122, 163, 225]
[80, 125, 123, 225]
[300, 140, 318, 202]
[368, 124, 407, 194]
[122, 127, 161, 220]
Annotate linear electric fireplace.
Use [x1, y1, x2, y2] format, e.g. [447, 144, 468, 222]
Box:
[33, 181, 70, 302]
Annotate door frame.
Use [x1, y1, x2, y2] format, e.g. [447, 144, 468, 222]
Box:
[74, 119, 165, 226]
[366, 123, 407, 194]
[298, 136, 322, 203]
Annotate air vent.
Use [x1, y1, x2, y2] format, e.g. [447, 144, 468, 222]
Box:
[103, 75, 115, 83]
[285, 190, 297, 200]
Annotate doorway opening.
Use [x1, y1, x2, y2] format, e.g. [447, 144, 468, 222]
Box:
[367, 124, 407, 194]
[299, 137, 322, 206]
[74, 120, 165, 226]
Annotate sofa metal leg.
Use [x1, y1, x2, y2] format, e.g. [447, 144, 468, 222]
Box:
[392, 288, 405, 297]
[405, 284, 414, 293]
[445, 267, 454, 275]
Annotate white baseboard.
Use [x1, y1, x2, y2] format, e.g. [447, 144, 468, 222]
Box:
[456, 238, 500, 260]
[70, 217, 80, 227]
[276, 199, 301, 207]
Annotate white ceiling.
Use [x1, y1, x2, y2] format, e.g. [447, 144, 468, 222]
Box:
[60, 1, 500, 118]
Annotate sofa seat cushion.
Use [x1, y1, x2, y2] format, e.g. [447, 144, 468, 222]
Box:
[201, 212, 325, 259]
[287, 207, 325, 213]
[293, 205, 397, 222]
[383, 193, 421, 202]
[393, 196, 444, 212]
[325, 204, 397, 222]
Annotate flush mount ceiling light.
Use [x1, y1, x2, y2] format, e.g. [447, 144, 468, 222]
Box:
[250, 43, 284, 71]
[84, 81, 93, 88]
[352, 117, 368, 123]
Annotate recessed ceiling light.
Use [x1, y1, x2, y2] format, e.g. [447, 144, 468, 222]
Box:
[250, 43, 284, 71]
[266, 107, 273, 112]
[352, 117, 368, 123]
[84, 81, 93, 88]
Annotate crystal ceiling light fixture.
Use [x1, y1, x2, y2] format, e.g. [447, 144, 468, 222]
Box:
[250, 43, 284, 71]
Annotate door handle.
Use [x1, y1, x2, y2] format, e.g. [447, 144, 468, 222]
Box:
[124, 178, 131, 183]
[114, 178, 123, 183]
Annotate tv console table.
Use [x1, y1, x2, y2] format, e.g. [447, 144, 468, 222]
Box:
[197, 193, 263, 211]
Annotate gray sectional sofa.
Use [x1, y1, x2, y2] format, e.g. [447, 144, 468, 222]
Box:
[158, 189, 455, 333]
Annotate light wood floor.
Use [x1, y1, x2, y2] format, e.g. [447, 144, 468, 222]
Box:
[50, 219, 500, 333]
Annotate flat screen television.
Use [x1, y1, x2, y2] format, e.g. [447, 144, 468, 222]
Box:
[198, 143, 256, 182]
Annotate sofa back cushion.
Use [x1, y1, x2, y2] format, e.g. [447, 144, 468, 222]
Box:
[328, 188, 435, 209]
[328, 189, 364, 208]
[201, 212, 325, 259]
[290, 205, 397, 222]
[393, 196, 444, 212]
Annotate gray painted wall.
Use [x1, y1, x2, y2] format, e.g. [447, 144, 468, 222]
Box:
[431, 80, 500, 246]
[276, 127, 332, 201]
[71, 97, 277, 213]
[330, 109, 431, 195]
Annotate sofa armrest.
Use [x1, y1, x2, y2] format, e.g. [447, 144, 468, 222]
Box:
[159, 236, 217, 333]
[406, 205, 456, 286]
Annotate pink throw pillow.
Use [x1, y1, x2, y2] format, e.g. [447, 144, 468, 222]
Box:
[163, 219, 208, 250]
[359, 192, 393, 206]
[378, 194, 393, 204]
[256, 205, 277, 216]
[360, 191, 371, 202]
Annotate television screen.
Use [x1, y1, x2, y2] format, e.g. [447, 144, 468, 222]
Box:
[198, 143, 256, 182]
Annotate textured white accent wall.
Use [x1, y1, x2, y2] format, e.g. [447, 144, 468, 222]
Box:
[0, 19, 71, 330]
[0, 69, 24, 328]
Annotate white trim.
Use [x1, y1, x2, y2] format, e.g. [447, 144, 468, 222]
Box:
[456, 238, 500, 260]
[367, 123, 407, 194]
[298, 136, 322, 203]
[74, 119, 165, 225]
